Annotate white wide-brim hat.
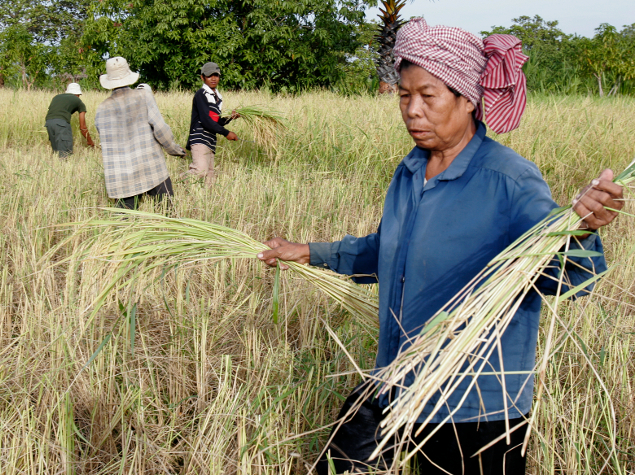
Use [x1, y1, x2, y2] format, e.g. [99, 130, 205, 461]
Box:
[100, 57, 140, 89]
[65, 83, 82, 95]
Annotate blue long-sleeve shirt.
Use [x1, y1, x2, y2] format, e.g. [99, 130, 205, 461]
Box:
[309, 121, 605, 423]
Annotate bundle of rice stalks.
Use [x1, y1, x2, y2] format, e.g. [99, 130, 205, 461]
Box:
[58, 209, 378, 331]
[365, 162, 635, 467]
[231, 105, 286, 154]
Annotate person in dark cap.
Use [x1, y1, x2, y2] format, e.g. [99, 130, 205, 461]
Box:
[184, 62, 240, 186]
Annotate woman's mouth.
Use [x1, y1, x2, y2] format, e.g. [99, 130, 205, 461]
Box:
[408, 129, 432, 139]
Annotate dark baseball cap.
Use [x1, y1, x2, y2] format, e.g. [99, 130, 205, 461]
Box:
[201, 62, 221, 76]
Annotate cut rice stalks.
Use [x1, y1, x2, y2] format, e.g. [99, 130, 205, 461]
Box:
[231, 105, 285, 154]
[56, 208, 378, 331]
[363, 162, 635, 468]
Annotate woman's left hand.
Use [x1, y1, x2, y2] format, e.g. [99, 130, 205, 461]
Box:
[573, 169, 624, 231]
[231, 110, 241, 120]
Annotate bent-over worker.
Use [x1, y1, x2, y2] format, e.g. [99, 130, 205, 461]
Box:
[45, 83, 95, 157]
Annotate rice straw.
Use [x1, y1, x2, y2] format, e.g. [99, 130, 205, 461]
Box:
[60, 208, 378, 331]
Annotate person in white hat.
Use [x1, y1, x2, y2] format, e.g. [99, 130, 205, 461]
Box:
[95, 57, 185, 209]
[44, 82, 95, 157]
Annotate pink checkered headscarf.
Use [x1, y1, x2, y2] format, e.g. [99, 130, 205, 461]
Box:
[393, 18, 528, 134]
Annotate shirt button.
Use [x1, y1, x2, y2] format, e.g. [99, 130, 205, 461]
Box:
[400, 276, 405, 283]
[324, 263, 328, 267]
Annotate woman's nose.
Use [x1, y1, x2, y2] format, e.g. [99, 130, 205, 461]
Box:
[406, 96, 425, 119]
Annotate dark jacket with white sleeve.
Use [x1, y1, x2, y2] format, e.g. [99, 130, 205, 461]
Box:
[186, 84, 233, 152]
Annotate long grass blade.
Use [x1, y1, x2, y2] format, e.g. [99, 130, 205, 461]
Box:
[272, 263, 281, 324]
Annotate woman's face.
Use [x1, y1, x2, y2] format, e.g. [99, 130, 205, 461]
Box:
[399, 64, 475, 151]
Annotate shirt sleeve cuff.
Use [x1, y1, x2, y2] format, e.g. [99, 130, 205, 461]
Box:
[309, 242, 336, 269]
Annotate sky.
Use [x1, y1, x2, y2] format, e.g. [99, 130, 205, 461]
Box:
[366, 0, 635, 38]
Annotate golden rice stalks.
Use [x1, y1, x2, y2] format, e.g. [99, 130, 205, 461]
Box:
[60, 208, 378, 330]
[233, 105, 286, 154]
[368, 163, 635, 466]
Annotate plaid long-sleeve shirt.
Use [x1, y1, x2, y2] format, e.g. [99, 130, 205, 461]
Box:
[95, 87, 183, 198]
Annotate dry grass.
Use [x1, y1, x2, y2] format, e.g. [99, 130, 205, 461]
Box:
[0, 87, 634, 473]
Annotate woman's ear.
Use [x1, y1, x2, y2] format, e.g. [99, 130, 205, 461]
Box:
[465, 97, 475, 115]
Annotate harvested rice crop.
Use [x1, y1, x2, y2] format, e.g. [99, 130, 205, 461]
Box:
[57, 209, 378, 331]
[231, 105, 285, 154]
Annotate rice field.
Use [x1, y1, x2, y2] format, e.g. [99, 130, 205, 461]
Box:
[0, 87, 634, 474]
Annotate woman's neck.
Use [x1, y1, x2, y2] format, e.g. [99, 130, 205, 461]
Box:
[425, 120, 477, 180]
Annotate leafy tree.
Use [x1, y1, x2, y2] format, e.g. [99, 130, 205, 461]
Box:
[0, 24, 51, 89]
[0, 0, 92, 88]
[333, 19, 379, 95]
[0, 0, 91, 44]
[579, 23, 635, 96]
[482, 16, 635, 96]
[482, 15, 570, 50]
[82, 0, 374, 91]
[622, 23, 635, 39]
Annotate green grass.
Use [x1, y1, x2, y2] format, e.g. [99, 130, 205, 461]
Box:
[0, 88, 634, 473]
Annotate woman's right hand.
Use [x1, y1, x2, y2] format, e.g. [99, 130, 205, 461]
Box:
[257, 237, 310, 270]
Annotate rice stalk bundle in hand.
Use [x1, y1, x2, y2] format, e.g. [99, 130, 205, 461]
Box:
[368, 162, 635, 466]
[232, 105, 285, 154]
[63, 209, 378, 330]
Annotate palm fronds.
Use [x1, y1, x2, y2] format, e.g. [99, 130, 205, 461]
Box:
[64, 208, 378, 330]
[375, 0, 407, 92]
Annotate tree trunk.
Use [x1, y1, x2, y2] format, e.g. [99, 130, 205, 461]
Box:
[608, 77, 621, 96]
[20, 65, 28, 90]
[595, 73, 604, 97]
[379, 81, 398, 94]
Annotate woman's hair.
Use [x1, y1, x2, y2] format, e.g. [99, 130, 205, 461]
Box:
[400, 59, 462, 98]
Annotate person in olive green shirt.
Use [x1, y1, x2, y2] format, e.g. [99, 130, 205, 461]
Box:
[45, 83, 95, 157]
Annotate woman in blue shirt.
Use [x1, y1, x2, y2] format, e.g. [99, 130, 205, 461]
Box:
[258, 19, 624, 475]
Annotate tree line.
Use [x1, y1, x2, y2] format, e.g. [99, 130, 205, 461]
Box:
[0, 0, 633, 96]
[482, 16, 635, 97]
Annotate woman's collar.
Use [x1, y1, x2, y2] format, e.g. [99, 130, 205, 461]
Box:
[402, 120, 487, 179]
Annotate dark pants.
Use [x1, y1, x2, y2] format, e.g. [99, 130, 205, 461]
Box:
[115, 177, 174, 210]
[316, 383, 527, 475]
[45, 119, 73, 157]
